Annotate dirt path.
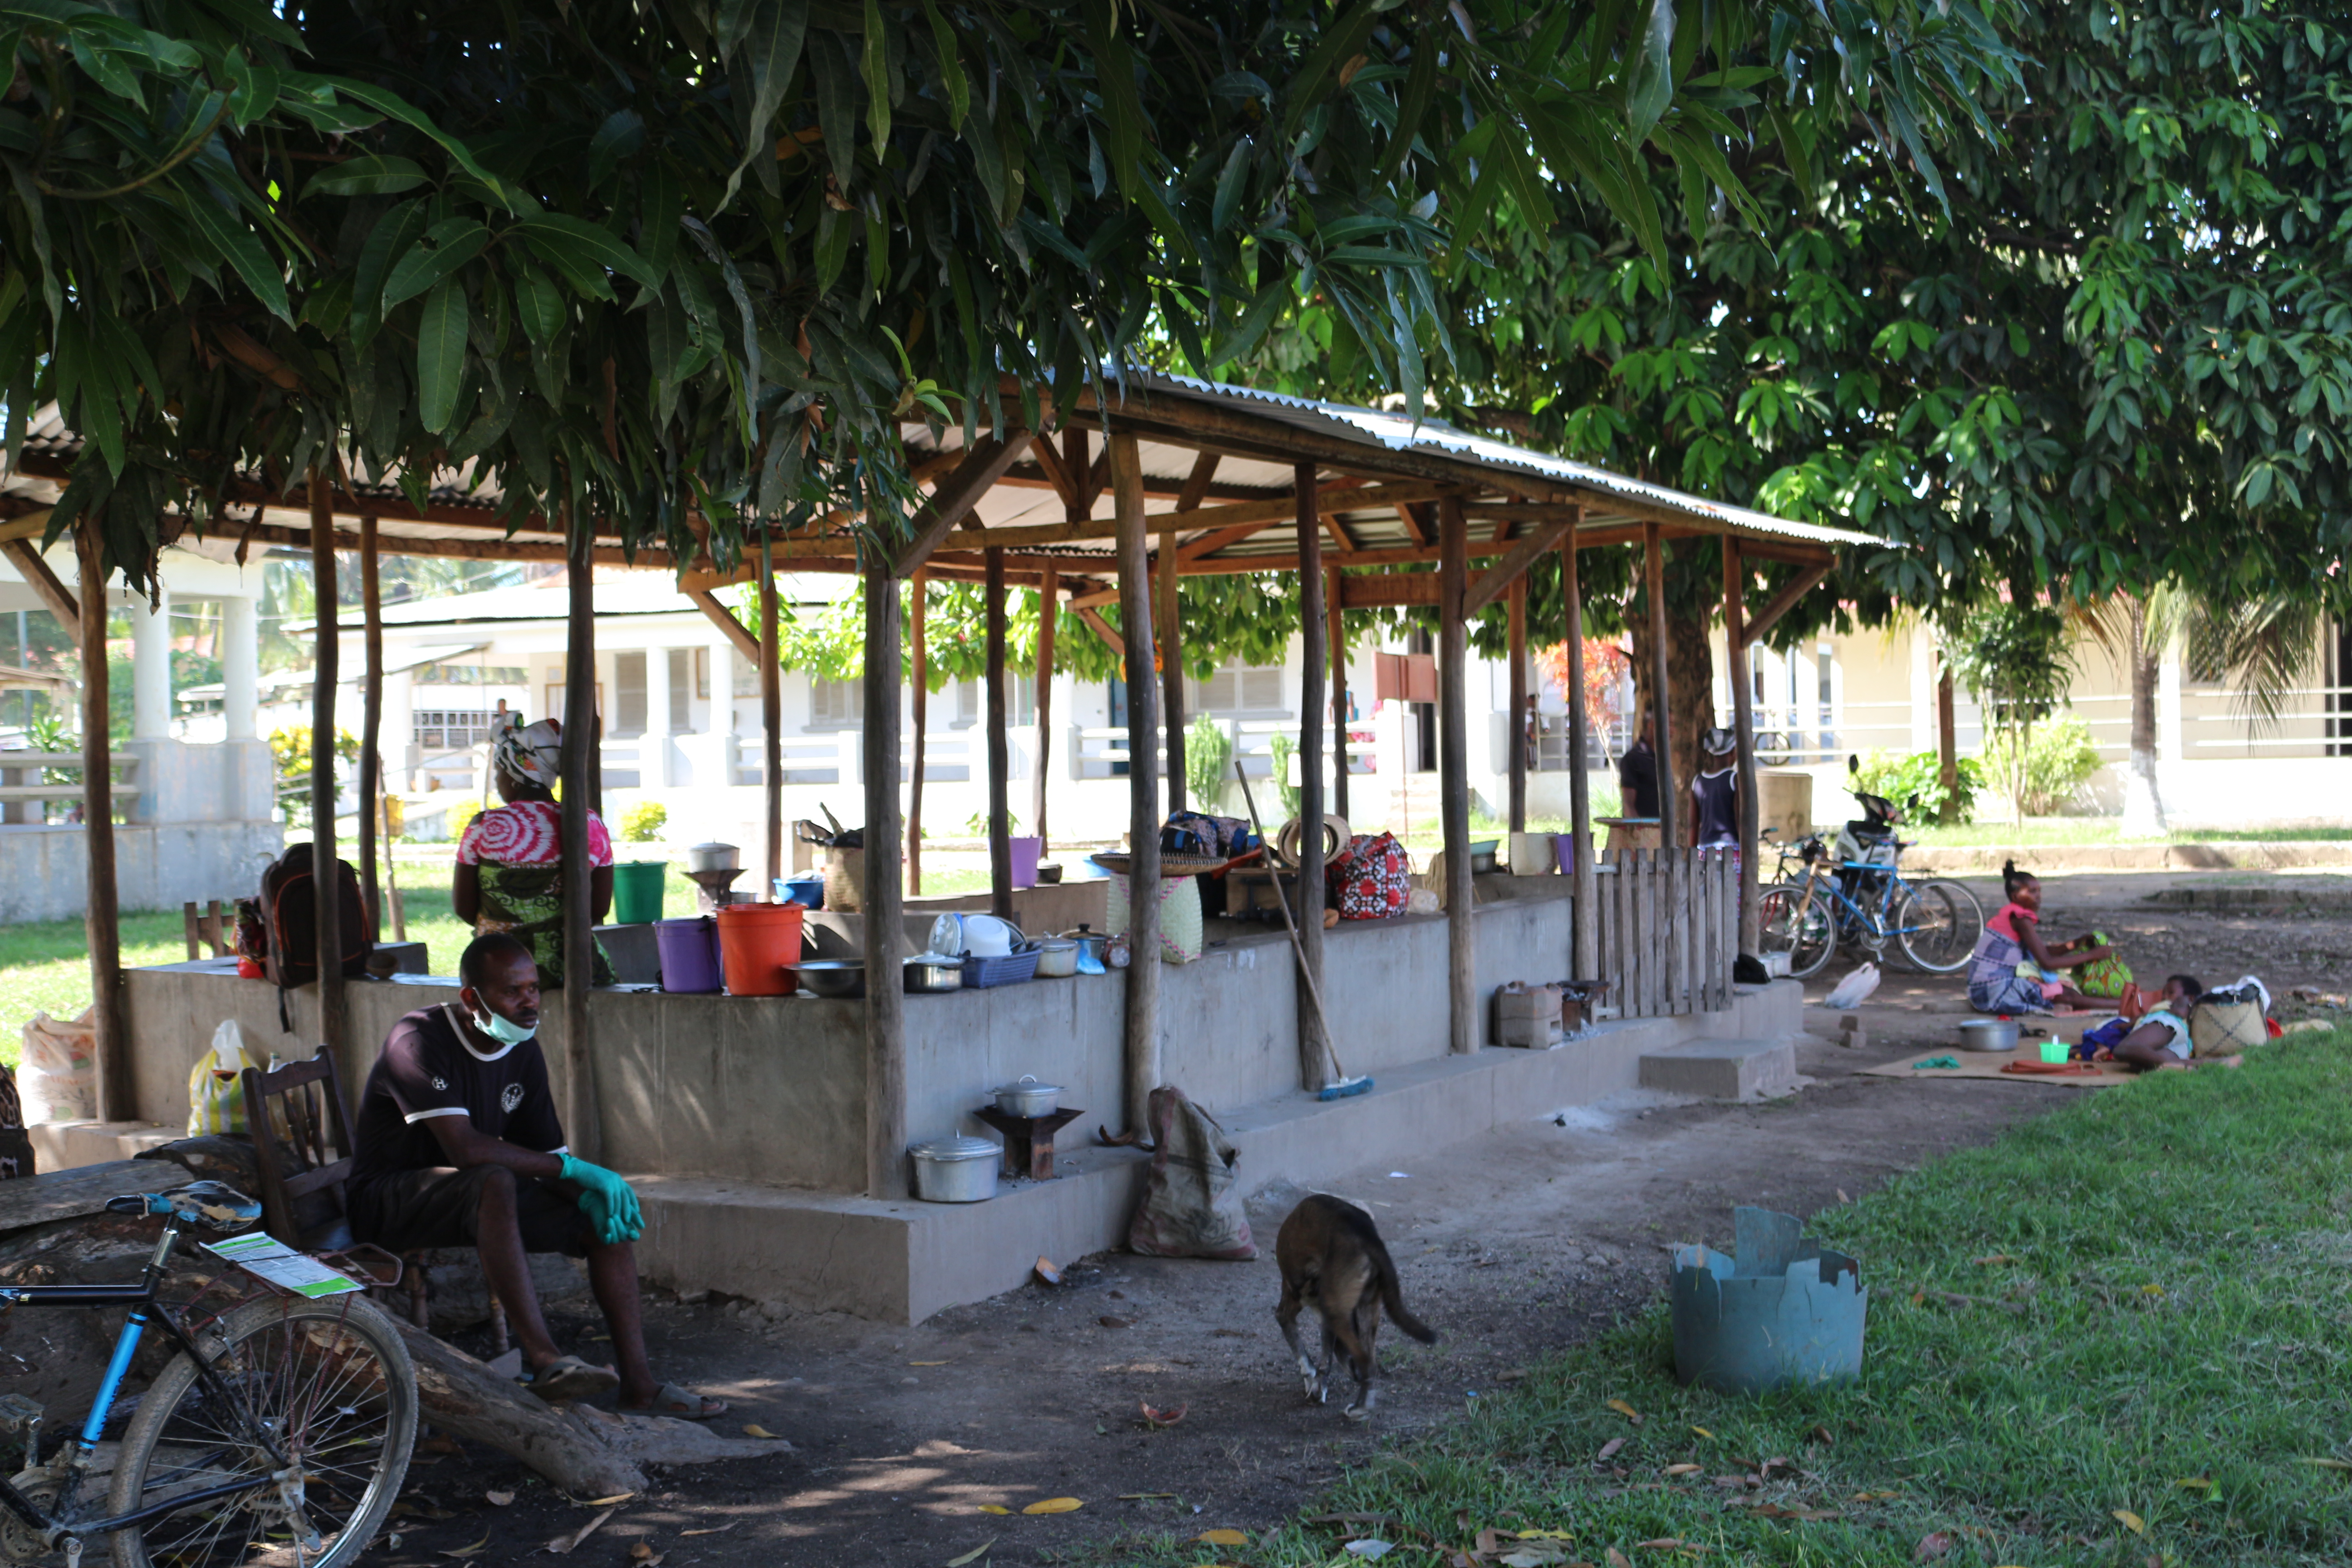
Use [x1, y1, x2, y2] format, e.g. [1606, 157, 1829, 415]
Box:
[373, 870, 2352, 1568]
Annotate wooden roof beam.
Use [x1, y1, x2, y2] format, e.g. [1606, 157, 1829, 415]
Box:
[689, 588, 760, 663]
[892, 431, 1034, 578]
[1464, 515, 1578, 617]
[1738, 557, 1836, 649]
[0, 538, 77, 625]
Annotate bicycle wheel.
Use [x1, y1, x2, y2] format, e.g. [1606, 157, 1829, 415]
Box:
[1895, 880, 1982, 975]
[109, 1293, 416, 1568]
[1757, 882, 1837, 979]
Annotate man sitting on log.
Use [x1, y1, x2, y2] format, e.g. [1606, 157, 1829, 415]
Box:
[347, 931, 727, 1417]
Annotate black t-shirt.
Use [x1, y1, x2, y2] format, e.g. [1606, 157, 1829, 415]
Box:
[348, 1005, 566, 1200]
[1618, 740, 1661, 818]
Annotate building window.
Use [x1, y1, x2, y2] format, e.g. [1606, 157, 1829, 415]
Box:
[811, 678, 862, 728]
[412, 663, 527, 686]
[691, 646, 710, 701]
[415, 710, 498, 751]
[1191, 662, 1286, 715]
[949, 675, 1036, 727]
[666, 649, 695, 733]
[613, 652, 647, 736]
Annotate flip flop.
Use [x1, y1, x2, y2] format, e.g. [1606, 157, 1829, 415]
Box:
[619, 1382, 730, 1421]
[525, 1356, 621, 1403]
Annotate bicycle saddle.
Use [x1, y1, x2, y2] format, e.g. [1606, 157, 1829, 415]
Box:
[105, 1181, 264, 1232]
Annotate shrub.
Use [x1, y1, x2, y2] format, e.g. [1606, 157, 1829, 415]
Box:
[1980, 714, 2102, 816]
[1184, 714, 1233, 812]
[1267, 732, 1302, 820]
[1851, 748, 1985, 824]
[441, 798, 482, 844]
[619, 800, 668, 843]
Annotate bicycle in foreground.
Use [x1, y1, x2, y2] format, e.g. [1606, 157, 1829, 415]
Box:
[1755, 791, 1983, 979]
[0, 1181, 416, 1568]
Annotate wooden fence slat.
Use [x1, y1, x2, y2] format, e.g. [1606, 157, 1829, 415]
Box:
[1720, 853, 1736, 1007]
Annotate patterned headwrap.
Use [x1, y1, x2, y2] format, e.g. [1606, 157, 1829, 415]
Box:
[489, 711, 563, 789]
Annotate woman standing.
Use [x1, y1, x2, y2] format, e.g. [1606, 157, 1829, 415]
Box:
[452, 714, 614, 987]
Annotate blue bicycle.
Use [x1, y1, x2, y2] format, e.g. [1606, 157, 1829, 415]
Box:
[1757, 798, 1982, 979]
[0, 1181, 416, 1568]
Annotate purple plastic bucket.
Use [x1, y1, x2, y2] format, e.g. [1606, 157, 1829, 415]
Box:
[1552, 834, 1578, 875]
[1008, 836, 1043, 888]
[654, 916, 723, 994]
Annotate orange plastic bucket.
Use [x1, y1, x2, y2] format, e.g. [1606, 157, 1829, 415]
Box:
[715, 902, 805, 996]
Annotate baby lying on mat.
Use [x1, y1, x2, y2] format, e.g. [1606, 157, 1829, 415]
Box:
[2082, 975, 2243, 1071]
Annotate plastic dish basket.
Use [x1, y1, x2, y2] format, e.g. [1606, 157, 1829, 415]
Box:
[960, 947, 1041, 989]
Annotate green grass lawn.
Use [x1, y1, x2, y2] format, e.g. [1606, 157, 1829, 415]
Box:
[1105, 1029, 2352, 1567]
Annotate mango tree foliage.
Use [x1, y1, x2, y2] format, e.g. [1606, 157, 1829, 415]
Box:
[8, 0, 2019, 595]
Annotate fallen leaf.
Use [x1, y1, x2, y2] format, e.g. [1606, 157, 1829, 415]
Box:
[631, 1544, 661, 1563]
[2299, 1458, 2352, 1471]
[1098, 1316, 1132, 1328]
[1710, 1475, 1748, 1489]
[1342, 1542, 1394, 1560]
[741, 1425, 777, 1440]
[1690, 1427, 1714, 1440]
[578, 1494, 636, 1507]
[1972, 1254, 2014, 1266]
[1914, 1533, 1953, 1562]
[2141, 1284, 2165, 1297]
[546, 1508, 616, 1555]
[483, 1490, 514, 1508]
[1607, 1552, 1633, 1568]
[439, 1531, 490, 1560]
[1034, 1256, 1062, 1286]
[2175, 1477, 2213, 1492]
[1596, 1438, 1627, 1461]
[911, 1361, 947, 1367]
[946, 1543, 992, 1568]
[393, 1503, 457, 1521]
[1499, 1548, 1572, 1566]
[679, 1523, 739, 1536]
[1806, 1426, 1833, 1446]
[1197, 1529, 1250, 1545]
[1664, 1465, 1701, 1477]
[1635, 1539, 1703, 1553]
[2113, 1509, 2146, 1535]
[1141, 1401, 1188, 1427]
[1516, 1531, 1576, 1541]
[1022, 1498, 1083, 1515]
[1117, 1493, 1178, 1500]
[976, 1505, 1011, 1515]
[1606, 1399, 1643, 1424]
[418, 1435, 461, 1455]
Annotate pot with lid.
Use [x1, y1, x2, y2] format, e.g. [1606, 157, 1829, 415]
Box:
[992, 1075, 1061, 1117]
[910, 1134, 1000, 1202]
[1033, 939, 1079, 978]
[685, 841, 742, 874]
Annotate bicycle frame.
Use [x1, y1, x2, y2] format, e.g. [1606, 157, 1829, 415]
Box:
[1783, 855, 1921, 946]
[0, 1214, 289, 1551]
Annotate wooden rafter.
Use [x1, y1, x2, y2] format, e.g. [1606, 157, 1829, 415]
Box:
[892, 431, 1035, 578]
[1463, 517, 1576, 617]
[0, 538, 77, 624]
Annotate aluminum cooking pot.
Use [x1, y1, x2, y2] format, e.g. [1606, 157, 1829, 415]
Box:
[685, 841, 741, 874]
[1957, 1018, 2021, 1053]
[904, 954, 965, 994]
[1033, 939, 1078, 978]
[993, 1075, 1061, 1117]
[909, 1135, 999, 1202]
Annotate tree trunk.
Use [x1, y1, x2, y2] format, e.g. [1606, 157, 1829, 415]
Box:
[2120, 597, 2168, 835]
[1625, 546, 1712, 820]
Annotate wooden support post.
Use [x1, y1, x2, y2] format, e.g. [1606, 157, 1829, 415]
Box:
[1723, 540, 1759, 954]
[908, 568, 928, 896]
[75, 526, 130, 1120]
[862, 557, 908, 1197]
[1563, 527, 1598, 980]
[1112, 433, 1161, 1131]
[308, 472, 351, 1092]
[1294, 463, 1329, 1092]
[557, 503, 600, 1160]
[1158, 524, 1185, 814]
[986, 546, 1013, 918]
[1328, 564, 1349, 822]
[1644, 522, 1680, 854]
[1507, 574, 1528, 833]
[1438, 497, 1474, 1054]
[759, 529, 782, 896]
[358, 514, 383, 941]
[1937, 663, 1959, 820]
[1033, 567, 1058, 853]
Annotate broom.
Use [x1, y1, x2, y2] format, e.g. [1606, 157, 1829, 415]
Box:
[1235, 760, 1371, 1101]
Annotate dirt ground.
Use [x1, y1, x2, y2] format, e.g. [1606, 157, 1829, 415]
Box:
[373, 869, 2352, 1568]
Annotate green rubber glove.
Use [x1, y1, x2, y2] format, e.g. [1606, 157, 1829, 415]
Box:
[559, 1154, 643, 1244]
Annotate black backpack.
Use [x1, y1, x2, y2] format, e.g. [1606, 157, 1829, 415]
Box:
[257, 843, 371, 1029]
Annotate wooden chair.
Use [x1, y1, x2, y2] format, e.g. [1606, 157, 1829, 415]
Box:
[182, 900, 232, 960]
[241, 1050, 508, 1352]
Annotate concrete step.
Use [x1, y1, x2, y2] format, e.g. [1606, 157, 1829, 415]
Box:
[1638, 1037, 1799, 1101]
[29, 1121, 181, 1172]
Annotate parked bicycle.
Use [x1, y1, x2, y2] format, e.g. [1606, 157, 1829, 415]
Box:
[0, 1181, 416, 1568]
[1755, 792, 1981, 978]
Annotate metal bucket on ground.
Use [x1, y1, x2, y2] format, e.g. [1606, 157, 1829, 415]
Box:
[1670, 1206, 1867, 1395]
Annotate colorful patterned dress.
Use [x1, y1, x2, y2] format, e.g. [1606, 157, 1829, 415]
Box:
[457, 799, 615, 987]
[1965, 902, 2053, 1014]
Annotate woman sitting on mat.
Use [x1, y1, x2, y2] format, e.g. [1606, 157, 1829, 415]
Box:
[1965, 860, 2118, 1014]
[451, 713, 614, 987]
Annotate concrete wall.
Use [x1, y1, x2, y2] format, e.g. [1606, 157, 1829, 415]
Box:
[0, 819, 283, 923]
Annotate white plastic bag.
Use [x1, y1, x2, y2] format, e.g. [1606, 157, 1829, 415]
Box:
[186, 1020, 260, 1136]
[19, 1009, 98, 1123]
[1822, 962, 1881, 1010]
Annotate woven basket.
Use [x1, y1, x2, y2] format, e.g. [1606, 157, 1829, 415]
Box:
[2189, 998, 2265, 1057]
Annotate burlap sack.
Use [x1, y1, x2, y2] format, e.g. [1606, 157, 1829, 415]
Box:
[1127, 1085, 1256, 1260]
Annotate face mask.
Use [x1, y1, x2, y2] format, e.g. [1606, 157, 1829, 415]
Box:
[468, 1004, 536, 1047]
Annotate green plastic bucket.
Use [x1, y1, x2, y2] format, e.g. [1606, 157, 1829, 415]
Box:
[612, 860, 667, 924]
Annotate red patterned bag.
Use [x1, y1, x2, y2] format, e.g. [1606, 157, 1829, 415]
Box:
[1331, 832, 1410, 920]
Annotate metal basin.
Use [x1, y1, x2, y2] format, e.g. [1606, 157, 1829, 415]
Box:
[1957, 1018, 2021, 1053]
[794, 958, 865, 999]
